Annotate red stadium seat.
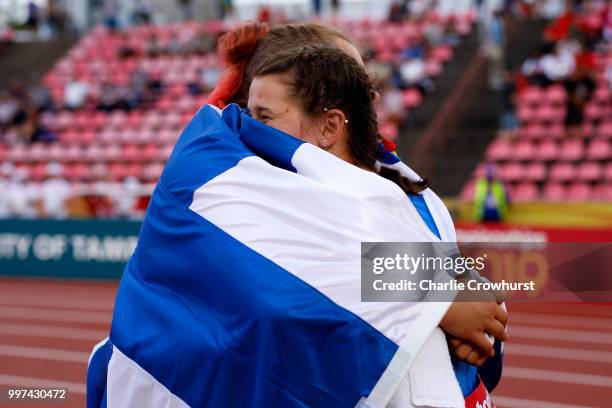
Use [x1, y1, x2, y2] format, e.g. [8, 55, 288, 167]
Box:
[544, 84, 567, 105]
[597, 122, 612, 139]
[512, 141, 535, 161]
[587, 139, 611, 160]
[524, 162, 547, 182]
[576, 162, 603, 182]
[567, 183, 593, 202]
[535, 140, 559, 161]
[542, 182, 567, 201]
[558, 139, 585, 161]
[402, 89, 423, 109]
[550, 162, 575, 182]
[511, 182, 540, 202]
[500, 162, 523, 182]
[460, 180, 475, 202]
[486, 139, 512, 162]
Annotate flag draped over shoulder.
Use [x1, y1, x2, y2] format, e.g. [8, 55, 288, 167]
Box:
[87, 104, 462, 408]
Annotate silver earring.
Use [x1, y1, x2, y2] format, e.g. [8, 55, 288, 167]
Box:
[321, 138, 328, 148]
[344, 119, 349, 124]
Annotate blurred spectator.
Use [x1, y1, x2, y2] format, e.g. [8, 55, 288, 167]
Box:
[26, 2, 41, 30]
[45, 0, 71, 36]
[146, 33, 163, 57]
[114, 177, 142, 219]
[389, 0, 409, 23]
[6, 167, 38, 218]
[564, 65, 595, 137]
[0, 163, 11, 218]
[485, 9, 506, 89]
[312, 0, 322, 16]
[0, 91, 18, 133]
[499, 68, 519, 138]
[40, 162, 71, 219]
[473, 164, 509, 222]
[133, 0, 152, 25]
[104, 0, 120, 31]
[177, 0, 193, 21]
[64, 77, 89, 109]
[381, 80, 406, 126]
[331, 0, 341, 17]
[540, 41, 576, 82]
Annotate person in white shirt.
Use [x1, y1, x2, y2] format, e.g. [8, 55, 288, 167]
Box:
[40, 162, 71, 219]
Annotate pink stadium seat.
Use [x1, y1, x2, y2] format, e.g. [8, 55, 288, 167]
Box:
[542, 182, 567, 201]
[29, 163, 48, 181]
[550, 162, 575, 182]
[597, 122, 612, 139]
[567, 183, 593, 202]
[460, 180, 475, 202]
[430, 45, 453, 63]
[402, 89, 423, 109]
[606, 163, 612, 182]
[126, 163, 144, 179]
[84, 145, 104, 162]
[65, 145, 84, 162]
[122, 144, 140, 162]
[60, 130, 80, 145]
[88, 163, 107, 180]
[593, 86, 611, 105]
[535, 140, 559, 161]
[158, 145, 174, 161]
[425, 60, 443, 77]
[141, 144, 159, 161]
[576, 162, 603, 182]
[109, 163, 128, 181]
[47, 144, 65, 162]
[594, 184, 612, 201]
[519, 87, 543, 107]
[500, 162, 523, 182]
[543, 124, 565, 140]
[0, 144, 7, 161]
[518, 124, 544, 140]
[28, 143, 47, 162]
[558, 139, 585, 161]
[101, 144, 121, 162]
[518, 106, 535, 124]
[584, 103, 604, 122]
[512, 141, 535, 161]
[587, 139, 611, 160]
[512, 182, 540, 202]
[525, 162, 547, 182]
[486, 139, 512, 161]
[544, 84, 567, 105]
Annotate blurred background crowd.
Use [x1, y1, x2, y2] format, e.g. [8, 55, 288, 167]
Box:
[0, 0, 610, 220]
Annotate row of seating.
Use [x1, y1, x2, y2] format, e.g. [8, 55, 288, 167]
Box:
[474, 161, 612, 183]
[462, 180, 612, 203]
[486, 137, 611, 162]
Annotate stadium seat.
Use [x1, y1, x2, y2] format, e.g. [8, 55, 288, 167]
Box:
[567, 183, 593, 202]
[524, 162, 547, 182]
[542, 182, 567, 201]
[544, 84, 567, 105]
[597, 122, 612, 139]
[550, 162, 575, 182]
[402, 89, 423, 109]
[559, 139, 585, 161]
[535, 140, 559, 161]
[576, 162, 603, 182]
[486, 139, 512, 162]
[512, 182, 540, 202]
[500, 162, 523, 182]
[587, 139, 611, 160]
[512, 141, 535, 161]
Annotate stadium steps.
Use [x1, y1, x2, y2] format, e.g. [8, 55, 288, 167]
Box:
[397, 17, 547, 197]
[0, 35, 78, 88]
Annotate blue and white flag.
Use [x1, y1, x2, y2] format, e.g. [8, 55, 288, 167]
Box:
[87, 104, 465, 408]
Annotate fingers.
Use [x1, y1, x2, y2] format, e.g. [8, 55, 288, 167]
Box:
[493, 289, 507, 304]
[469, 332, 494, 356]
[454, 343, 473, 361]
[494, 303, 508, 327]
[486, 318, 509, 342]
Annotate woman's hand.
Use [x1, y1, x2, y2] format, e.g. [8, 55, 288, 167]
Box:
[447, 336, 490, 366]
[440, 301, 508, 355]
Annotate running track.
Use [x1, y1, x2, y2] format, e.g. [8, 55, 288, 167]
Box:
[0, 278, 611, 407]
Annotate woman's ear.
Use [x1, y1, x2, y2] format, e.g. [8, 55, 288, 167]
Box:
[319, 109, 347, 149]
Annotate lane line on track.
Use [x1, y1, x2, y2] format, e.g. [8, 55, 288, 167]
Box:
[509, 326, 612, 345]
[493, 396, 597, 408]
[0, 306, 110, 324]
[0, 323, 107, 341]
[0, 296, 113, 311]
[0, 344, 89, 363]
[503, 366, 612, 388]
[510, 312, 612, 330]
[0, 374, 86, 394]
[505, 343, 612, 363]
